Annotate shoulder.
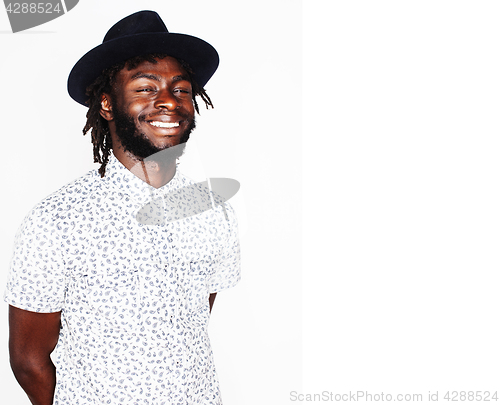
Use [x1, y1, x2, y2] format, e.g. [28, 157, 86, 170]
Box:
[21, 169, 101, 227]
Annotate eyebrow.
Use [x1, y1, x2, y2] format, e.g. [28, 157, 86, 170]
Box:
[172, 74, 190, 83]
[130, 72, 162, 81]
[130, 72, 190, 83]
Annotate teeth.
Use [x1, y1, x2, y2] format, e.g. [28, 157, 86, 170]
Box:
[149, 121, 180, 128]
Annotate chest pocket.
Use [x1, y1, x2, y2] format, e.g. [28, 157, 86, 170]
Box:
[185, 260, 215, 314]
[84, 237, 141, 332]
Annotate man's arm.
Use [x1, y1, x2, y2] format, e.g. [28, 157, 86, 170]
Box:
[8, 305, 61, 405]
[209, 293, 216, 312]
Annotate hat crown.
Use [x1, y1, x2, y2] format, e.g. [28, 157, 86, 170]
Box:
[103, 10, 168, 43]
[68, 10, 219, 106]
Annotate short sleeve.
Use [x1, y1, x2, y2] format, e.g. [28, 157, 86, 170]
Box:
[4, 207, 66, 313]
[208, 202, 241, 293]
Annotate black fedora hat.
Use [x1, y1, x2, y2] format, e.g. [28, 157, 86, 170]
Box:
[67, 10, 219, 106]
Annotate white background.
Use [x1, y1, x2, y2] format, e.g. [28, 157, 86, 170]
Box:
[303, 0, 500, 403]
[0, 0, 301, 404]
[2, 1, 500, 404]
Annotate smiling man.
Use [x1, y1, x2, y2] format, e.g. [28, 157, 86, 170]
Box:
[4, 11, 240, 405]
[102, 56, 198, 188]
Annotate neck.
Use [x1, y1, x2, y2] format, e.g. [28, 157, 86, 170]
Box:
[113, 146, 184, 188]
[133, 158, 177, 189]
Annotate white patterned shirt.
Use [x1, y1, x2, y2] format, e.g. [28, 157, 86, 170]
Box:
[4, 153, 241, 405]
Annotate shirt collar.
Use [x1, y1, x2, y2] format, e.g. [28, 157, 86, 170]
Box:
[102, 153, 185, 205]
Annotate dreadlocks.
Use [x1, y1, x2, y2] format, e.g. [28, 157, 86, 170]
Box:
[83, 54, 214, 177]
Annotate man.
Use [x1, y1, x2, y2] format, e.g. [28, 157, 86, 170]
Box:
[4, 10, 240, 405]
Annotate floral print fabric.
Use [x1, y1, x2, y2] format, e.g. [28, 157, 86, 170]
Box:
[4, 154, 241, 404]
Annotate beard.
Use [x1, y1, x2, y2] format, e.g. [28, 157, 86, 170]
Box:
[111, 102, 196, 161]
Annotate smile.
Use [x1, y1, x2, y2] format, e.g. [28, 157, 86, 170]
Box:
[148, 121, 180, 128]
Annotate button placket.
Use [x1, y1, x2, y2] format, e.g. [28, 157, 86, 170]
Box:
[136, 185, 166, 226]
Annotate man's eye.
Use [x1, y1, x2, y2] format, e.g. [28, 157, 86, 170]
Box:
[136, 88, 153, 92]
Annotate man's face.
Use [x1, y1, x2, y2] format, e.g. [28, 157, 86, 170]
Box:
[107, 56, 196, 160]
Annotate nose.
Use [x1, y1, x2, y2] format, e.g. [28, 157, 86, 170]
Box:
[154, 89, 179, 111]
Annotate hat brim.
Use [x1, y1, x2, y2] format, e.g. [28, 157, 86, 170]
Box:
[67, 32, 219, 106]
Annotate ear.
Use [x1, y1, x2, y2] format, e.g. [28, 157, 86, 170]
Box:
[99, 94, 114, 121]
